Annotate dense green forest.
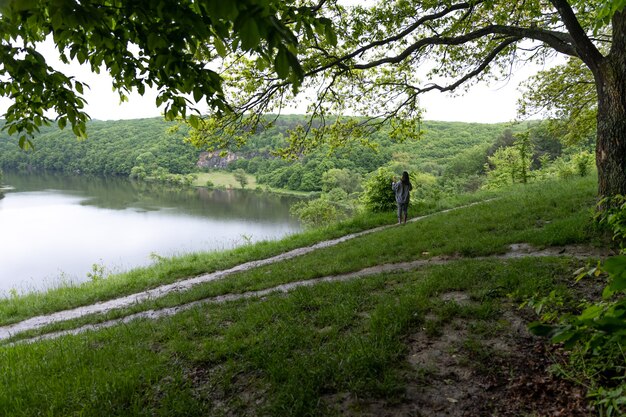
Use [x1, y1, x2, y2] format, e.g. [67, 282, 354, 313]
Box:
[0, 115, 593, 209]
[0, 118, 198, 176]
[0, 116, 522, 178]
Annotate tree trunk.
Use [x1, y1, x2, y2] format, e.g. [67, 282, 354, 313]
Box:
[596, 11, 626, 198]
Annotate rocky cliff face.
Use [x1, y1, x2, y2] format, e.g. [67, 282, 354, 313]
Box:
[196, 151, 238, 169]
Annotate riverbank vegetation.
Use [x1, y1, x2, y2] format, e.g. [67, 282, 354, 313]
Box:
[0, 175, 616, 415]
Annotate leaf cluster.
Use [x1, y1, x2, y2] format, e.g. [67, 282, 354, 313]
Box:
[518, 57, 597, 145]
[0, 0, 323, 147]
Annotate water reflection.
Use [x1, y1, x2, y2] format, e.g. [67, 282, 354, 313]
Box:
[0, 172, 302, 294]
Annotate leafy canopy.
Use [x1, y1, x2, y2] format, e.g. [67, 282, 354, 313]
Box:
[191, 0, 622, 157]
[0, 0, 327, 147]
[2, 0, 626, 160]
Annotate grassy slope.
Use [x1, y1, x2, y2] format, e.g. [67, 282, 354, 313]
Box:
[193, 171, 258, 189]
[192, 171, 315, 196]
[0, 176, 609, 416]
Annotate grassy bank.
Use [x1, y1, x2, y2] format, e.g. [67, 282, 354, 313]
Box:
[0, 184, 502, 327]
[192, 171, 316, 197]
[1, 257, 584, 416]
[193, 171, 258, 189]
[0, 175, 610, 416]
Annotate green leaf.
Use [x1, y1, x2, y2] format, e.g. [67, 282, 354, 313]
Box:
[188, 114, 200, 130]
[239, 18, 260, 51]
[274, 47, 289, 79]
[193, 87, 203, 103]
[603, 285, 616, 299]
[255, 57, 268, 71]
[595, 316, 626, 333]
[528, 322, 555, 337]
[286, 50, 303, 87]
[324, 21, 337, 47]
[213, 36, 227, 57]
[605, 256, 626, 291]
[550, 328, 579, 345]
[18, 135, 33, 150]
[208, 0, 238, 20]
[578, 304, 604, 321]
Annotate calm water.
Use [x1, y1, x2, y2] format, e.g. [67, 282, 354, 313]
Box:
[0, 172, 302, 294]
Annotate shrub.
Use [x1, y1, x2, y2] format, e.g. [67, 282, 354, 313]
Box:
[572, 150, 595, 177]
[290, 198, 344, 228]
[233, 168, 248, 189]
[360, 167, 396, 213]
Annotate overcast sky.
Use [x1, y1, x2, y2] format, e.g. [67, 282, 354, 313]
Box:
[62, 64, 542, 124]
[3, 38, 555, 125]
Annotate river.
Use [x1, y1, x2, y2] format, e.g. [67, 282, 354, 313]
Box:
[0, 172, 302, 295]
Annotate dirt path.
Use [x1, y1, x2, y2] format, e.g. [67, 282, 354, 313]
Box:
[0, 200, 494, 341]
[6, 242, 609, 345]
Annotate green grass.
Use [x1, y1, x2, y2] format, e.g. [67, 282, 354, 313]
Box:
[193, 171, 317, 196]
[0, 175, 608, 416]
[193, 171, 258, 189]
[0, 257, 582, 416]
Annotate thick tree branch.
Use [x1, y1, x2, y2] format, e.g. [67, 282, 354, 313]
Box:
[350, 25, 574, 70]
[306, 1, 484, 77]
[549, 0, 604, 68]
[416, 37, 521, 94]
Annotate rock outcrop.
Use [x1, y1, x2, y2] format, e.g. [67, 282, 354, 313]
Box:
[196, 151, 238, 169]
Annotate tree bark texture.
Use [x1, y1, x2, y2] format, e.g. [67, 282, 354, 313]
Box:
[595, 11, 626, 198]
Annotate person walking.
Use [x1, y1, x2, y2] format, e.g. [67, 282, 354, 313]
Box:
[392, 171, 412, 224]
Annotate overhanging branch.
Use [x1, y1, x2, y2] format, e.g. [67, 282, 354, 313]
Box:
[549, 0, 604, 68]
[415, 37, 522, 94]
[307, 0, 485, 77]
[350, 25, 576, 71]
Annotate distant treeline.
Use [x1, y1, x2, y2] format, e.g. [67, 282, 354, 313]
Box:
[0, 118, 199, 176]
[0, 115, 570, 193]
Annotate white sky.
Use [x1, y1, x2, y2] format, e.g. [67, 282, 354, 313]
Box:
[60, 63, 543, 124]
[1, 38, 557, 125]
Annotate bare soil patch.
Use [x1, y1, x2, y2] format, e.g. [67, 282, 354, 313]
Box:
[322, 296, 591, 417]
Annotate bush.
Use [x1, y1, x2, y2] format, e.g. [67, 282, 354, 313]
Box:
[360, 167, 396, 213]
[572, 150, 595, 177]
[290, 198, 344, 228]
[233, 168, 248, 189]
